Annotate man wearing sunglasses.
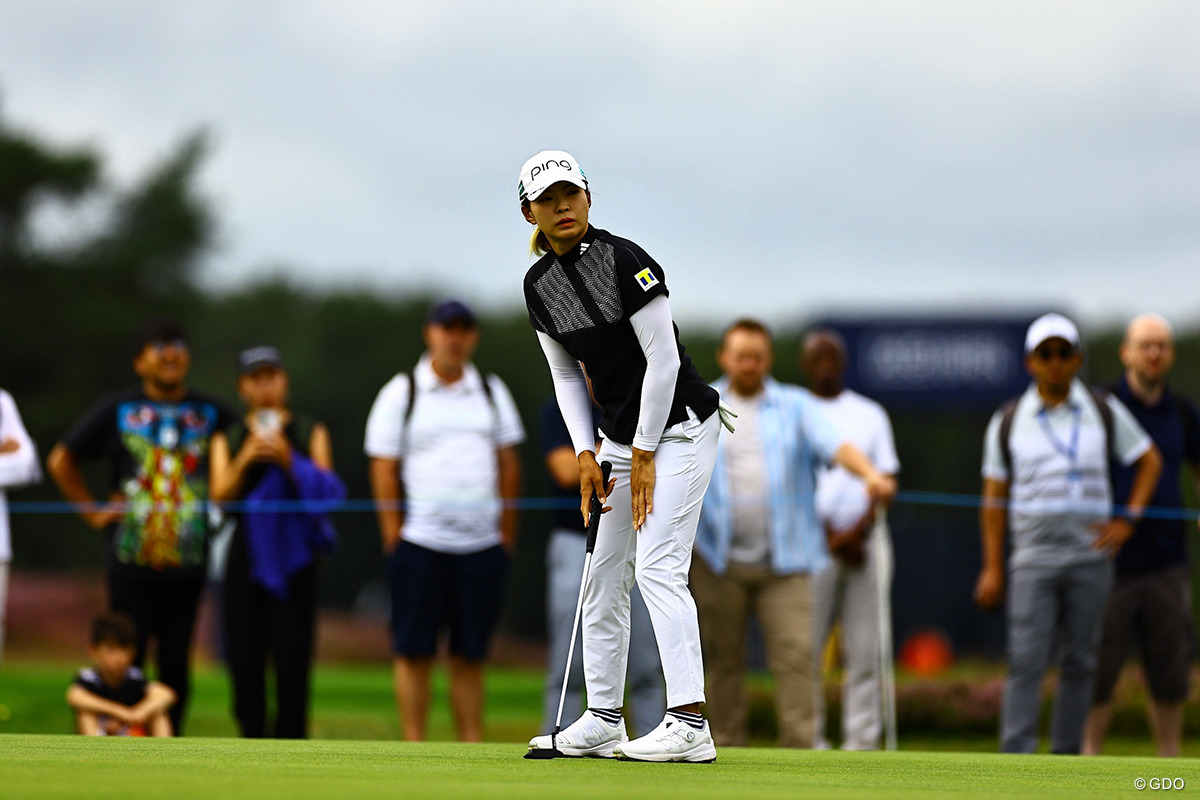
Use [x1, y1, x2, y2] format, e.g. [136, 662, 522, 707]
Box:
[975, 312, 1161, 755]
[46, 318, 235, 735]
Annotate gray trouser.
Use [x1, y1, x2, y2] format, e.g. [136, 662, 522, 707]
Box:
[543, 529, 665, 737]
[812, 530, 886, 751]
[1002, 559, 1113, 754]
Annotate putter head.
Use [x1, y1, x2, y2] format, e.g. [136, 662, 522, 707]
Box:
[523, 746, 566, 759]
[524, 729, 565, 759]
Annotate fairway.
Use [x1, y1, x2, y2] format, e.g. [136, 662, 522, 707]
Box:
[3, 734, 1198, 800]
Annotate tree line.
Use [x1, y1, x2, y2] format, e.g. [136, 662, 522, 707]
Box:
[4, 105, 1197, 643]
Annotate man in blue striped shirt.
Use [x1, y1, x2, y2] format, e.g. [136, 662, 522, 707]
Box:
[692, 319, 896, 748]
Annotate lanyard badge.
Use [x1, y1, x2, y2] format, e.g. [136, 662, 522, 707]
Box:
[1037, 406, 1084, 500]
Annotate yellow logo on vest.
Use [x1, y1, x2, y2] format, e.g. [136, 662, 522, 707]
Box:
[634, 268, 659, 292]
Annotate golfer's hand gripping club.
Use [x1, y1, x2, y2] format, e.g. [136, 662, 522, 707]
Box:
[579, 454, 615, 530]
[584, 461, 613, 552]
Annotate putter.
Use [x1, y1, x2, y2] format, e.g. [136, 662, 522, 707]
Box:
[525, 460, 612, 760]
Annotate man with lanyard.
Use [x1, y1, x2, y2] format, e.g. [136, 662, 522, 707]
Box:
[1084, 313, 1200, 757]
[46, 318, 235, 734]
[975, 312, 1161, 754]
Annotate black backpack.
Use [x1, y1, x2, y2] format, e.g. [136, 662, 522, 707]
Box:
[399, 369, 498, 441]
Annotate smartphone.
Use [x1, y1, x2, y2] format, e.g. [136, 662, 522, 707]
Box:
[254, 408, 282, 434]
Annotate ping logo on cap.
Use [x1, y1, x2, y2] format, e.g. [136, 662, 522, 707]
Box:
[634, 268, 659, 292]
[530, 158, 574, 180]
[519, 150, 588, 201]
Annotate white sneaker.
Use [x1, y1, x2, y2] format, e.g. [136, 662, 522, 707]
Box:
[527, 710, 628, 758]
[613, 713, 717, 763]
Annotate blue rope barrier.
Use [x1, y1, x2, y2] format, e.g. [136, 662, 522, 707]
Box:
[6, 491, 1198, 522]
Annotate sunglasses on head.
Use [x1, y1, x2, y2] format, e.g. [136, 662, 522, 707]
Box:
[1033, 343, 1075, 361]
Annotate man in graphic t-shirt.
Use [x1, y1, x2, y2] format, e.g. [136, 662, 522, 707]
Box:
[47, 318, 234, 734]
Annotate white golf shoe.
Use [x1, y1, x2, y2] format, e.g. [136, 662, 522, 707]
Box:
[613, 713, 717, 763]
[527, 710, 628, 758]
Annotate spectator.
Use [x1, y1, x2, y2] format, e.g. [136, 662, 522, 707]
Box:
[1084, 313, 1200, 757]
[804, 328, 901, 751]
[365, 300, 524, 741]
[538, 396, 665, 738]
[975, 312, 1161, 754]
[0, 388, 42, 662]
[210, 346, 345, 739]
[692, 319, 896, 748]
[67, 611, 176, 737]
[46, 318, 235, 734]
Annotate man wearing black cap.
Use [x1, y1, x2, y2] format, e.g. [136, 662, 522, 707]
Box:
[46, 318, 235, 735]
[365, 300, 525, 741]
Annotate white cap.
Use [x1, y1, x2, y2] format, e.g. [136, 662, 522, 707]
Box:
[518, 150, 587, 202]
[1025, 313, 1081, 354]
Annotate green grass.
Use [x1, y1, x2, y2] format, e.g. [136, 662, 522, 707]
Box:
[2, 734, 1197, 800]
[0, 659, 1187, 757]
[3, 659, 1198, 798]
[0, 660, 535, 742]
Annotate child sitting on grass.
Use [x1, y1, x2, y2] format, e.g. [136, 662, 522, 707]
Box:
[66, 612, 176, 736]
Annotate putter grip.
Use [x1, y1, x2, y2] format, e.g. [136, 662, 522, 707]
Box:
[583, 461, 613, 554]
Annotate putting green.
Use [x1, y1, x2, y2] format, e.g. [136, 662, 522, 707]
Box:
[3, 734, 1196, 800]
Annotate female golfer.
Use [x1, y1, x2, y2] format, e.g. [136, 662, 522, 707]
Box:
[521, 151, 724, 762]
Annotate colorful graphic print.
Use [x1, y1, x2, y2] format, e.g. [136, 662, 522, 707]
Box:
[114, 401, 218, 570]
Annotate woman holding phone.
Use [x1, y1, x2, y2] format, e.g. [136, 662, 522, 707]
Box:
[520, 151, 728, 763]
[210, 346, 344, 738]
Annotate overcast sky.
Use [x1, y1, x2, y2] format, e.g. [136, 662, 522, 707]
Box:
[1, 1, 1197, 332]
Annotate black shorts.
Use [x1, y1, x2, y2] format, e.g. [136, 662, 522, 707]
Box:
[1093, 565, 1195, 704]
[387, 540, 507, 661]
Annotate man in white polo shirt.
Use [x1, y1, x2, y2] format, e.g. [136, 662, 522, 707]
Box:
[365, 300, 525, 742]
[975, 313, 1161, 754]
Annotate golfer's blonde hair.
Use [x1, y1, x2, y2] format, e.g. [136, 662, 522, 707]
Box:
[529, 227, 550, 257]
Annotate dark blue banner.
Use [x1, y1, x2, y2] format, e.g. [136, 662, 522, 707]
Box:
[816, 316, 1041, 410]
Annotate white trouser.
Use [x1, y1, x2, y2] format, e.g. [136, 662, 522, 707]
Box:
[583, 409, 720, 710]
[812, 522, 891, 750]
